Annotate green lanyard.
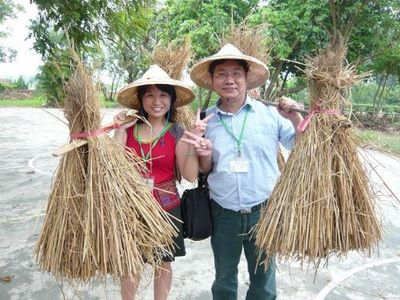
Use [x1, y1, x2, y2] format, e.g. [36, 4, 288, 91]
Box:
[219, 106, 249, 157]
[135, 121, 172, 162]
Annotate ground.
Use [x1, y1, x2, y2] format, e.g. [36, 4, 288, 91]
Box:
[0, 108, 399, 300]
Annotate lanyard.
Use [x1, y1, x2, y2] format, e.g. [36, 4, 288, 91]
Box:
[218, 106, 249, 156]
[135, 121, 172, 162]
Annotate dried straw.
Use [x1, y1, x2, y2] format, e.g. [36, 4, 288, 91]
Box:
[222, 23, 271, 64]
[151, 39, 192, 81]
[35, 58, 177, 282]
[152, 39, 195, 129]
[255, 37, 382, 268]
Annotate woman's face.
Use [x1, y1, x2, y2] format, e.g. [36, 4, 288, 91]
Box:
[142, 85, 172, 119]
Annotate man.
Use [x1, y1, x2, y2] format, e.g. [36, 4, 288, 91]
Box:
[188, 44, 303, 300]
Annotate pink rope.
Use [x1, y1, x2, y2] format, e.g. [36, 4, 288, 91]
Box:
[70, 123, 121, 139]
[297, 106, 340, 132]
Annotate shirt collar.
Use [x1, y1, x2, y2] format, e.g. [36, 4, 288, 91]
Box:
[215, 94, 256, 115]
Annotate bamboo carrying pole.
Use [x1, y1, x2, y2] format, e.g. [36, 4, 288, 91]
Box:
[35, 58, 177, 283]
[255, 37, 382, 268]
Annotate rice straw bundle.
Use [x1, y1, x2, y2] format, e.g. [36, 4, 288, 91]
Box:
[222, 23, 271, 65]
[152, 39, 195, 129]
[175, 105, 196, 130]
[151, 39, 192, 81]
[255, 37, 382, 268]
[35, 59, 177, 282]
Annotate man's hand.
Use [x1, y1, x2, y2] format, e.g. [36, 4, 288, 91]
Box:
[276, 97, 304, 123]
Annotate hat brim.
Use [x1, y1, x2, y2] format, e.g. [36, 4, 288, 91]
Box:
[190, 54, 270, 90]
[117, 79, 195, 109]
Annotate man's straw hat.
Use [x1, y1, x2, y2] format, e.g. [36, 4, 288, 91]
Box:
[117, 64, 195, 109]
[190, 43, 269, 90]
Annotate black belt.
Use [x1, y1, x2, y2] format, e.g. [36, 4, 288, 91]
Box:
[211, 199, 267, 214]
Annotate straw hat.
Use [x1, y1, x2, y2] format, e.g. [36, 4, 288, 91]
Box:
[117, 65, 195, 109]
[190, 43, 269, 90]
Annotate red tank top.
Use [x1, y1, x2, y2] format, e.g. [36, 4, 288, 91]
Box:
[126, 123, 183, 211]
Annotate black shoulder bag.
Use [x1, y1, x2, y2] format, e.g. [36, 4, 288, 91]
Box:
[181, 172, 212, 241]
[181, 111, 212, 241]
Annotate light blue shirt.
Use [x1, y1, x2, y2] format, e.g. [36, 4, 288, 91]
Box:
[204, 96, 295, 211]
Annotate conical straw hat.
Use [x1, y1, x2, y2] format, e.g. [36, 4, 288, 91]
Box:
[190, 43, 269, 90]
[117, 65, 195, 109]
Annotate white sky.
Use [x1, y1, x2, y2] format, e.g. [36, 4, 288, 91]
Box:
[0, 0, 42, 81]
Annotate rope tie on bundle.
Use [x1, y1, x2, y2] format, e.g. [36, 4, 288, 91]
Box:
[70, 123, 121, 140]
[297, 105, 341, 132]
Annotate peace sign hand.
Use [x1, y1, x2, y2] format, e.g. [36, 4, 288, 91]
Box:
[190, 109, 215, 137]
[181, 131, 213, 157]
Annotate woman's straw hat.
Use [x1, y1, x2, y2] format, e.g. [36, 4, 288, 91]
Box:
[190, 43, 269, 90]
[117, 65, 195, 109]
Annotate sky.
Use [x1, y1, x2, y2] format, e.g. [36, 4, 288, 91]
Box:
[0, 0, 42, 81]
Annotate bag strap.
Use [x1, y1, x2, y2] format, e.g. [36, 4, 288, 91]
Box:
[198, 110, 209, 188]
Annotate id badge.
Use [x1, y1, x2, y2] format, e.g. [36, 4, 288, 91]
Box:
[229, 158, 249, 173]
[143, 176, 155, 190]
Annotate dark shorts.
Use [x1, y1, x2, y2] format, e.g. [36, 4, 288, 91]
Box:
[162, 205, 186, 262]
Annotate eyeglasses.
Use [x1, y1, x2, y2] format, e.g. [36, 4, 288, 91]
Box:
[213, 71, 246, 81]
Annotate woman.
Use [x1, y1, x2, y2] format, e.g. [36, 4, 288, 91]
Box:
[115, 64, 212, 300]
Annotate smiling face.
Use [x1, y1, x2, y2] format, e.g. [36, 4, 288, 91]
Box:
[211, 60, 248, 104]
[139, 84, 176, 122]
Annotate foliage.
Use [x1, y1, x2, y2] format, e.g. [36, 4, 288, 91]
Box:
[35, 48, 73, 107]
[0, 76, 29, 91]
[156, 0, 259, 61]
[247, 0, 400, 99]
[0, 80, 16, 92]
[0, 0, 23, 63]
[14, 76, 29, 89]
[29, 1, 156, 104]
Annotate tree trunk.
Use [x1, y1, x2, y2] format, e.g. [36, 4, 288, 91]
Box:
[202, 90, 212, 110]
[280, 70, 290, 92]
[264, 59, 283, 99]
[373, 73, 388, 122]
[372, 75, 384, 110]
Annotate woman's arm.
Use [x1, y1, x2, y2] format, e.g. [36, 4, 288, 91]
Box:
[175, 138, 199, 183]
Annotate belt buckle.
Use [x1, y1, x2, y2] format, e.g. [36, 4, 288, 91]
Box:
[240, 208, 252, 214]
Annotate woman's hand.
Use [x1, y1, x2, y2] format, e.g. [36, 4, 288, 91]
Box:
[113, 110, 138, 131]
[113, 110, 138, 144]
[181, 131, 213, 157]
[190, 109, 214, 137]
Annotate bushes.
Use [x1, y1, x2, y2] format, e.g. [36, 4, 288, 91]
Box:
[0, 76, 29, 92]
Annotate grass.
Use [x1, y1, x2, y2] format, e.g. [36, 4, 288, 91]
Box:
[0, 96, 120, 108]
[358, 129, 400, 155]
[0, 95, 47, 107]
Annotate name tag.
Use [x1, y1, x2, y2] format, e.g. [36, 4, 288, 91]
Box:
[229, 158, 249, 173]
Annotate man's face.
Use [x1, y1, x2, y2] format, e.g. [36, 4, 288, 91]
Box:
[211, 60, 247, 101]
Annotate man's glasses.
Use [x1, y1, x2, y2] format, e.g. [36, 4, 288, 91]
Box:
[214, 70, 246, 81]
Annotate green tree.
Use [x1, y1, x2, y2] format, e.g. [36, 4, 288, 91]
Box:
[14, 76, 29, 89]
[248, 0, 400, 102]
[0, 0, 23, 63]
[29, 0, 155, 104]
[156, 0, 259, 108]
[157, 0, 259, 61]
